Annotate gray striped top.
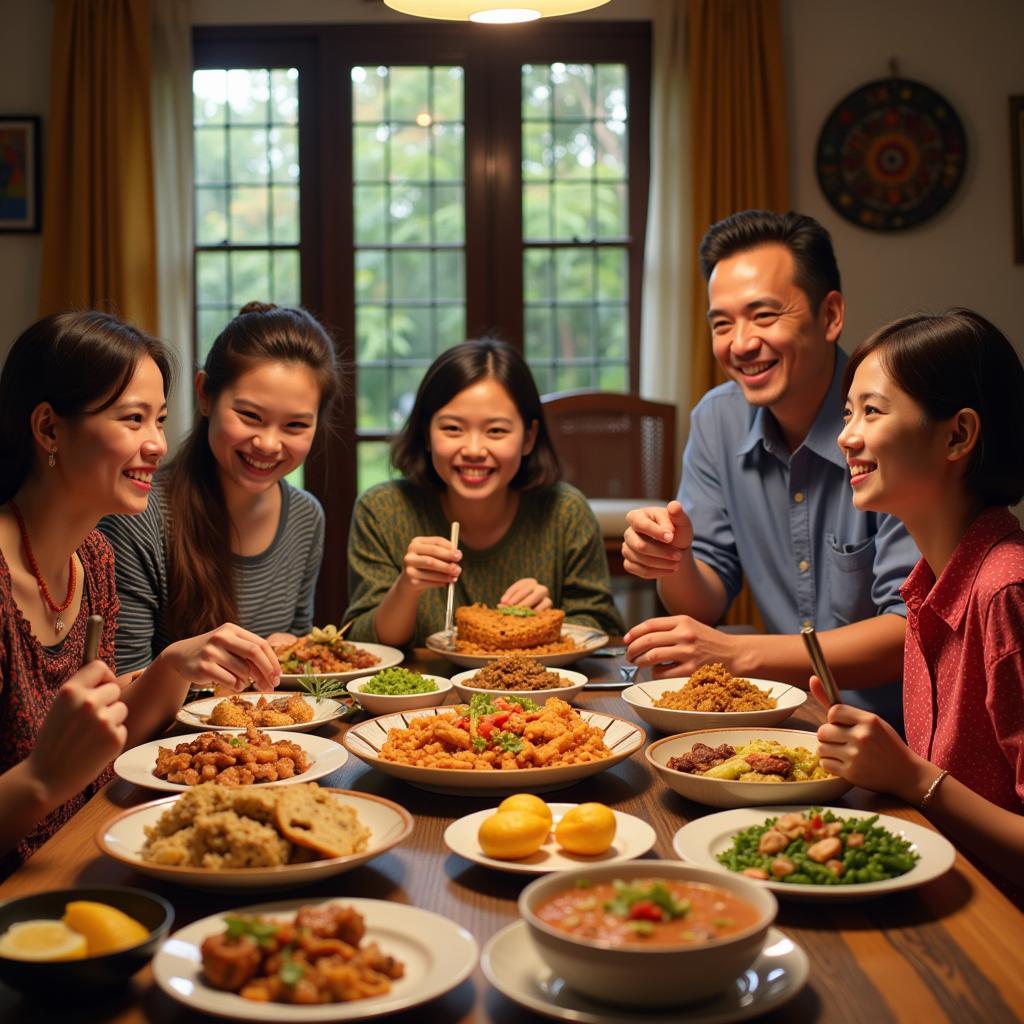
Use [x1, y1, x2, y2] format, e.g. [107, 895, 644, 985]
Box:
[99, 478, 324, 672]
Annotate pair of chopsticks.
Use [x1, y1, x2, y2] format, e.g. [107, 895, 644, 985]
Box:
[443, 521, 460, 650]
[800, 625, 841, 705]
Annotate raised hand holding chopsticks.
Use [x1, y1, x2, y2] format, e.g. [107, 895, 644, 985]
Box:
[444, 521, 460, 650]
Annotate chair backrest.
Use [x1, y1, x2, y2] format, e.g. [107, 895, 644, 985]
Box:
[541, 389, 677, 500]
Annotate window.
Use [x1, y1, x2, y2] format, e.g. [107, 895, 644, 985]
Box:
[193, 24, 650, 621]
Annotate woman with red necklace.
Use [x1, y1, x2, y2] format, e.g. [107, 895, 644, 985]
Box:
[0, 312, 281, 875]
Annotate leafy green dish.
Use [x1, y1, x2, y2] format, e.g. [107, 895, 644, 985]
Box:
[716, 807, 919, 885]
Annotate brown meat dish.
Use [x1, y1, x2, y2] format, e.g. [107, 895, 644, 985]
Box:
[666, 741, 735, 774]
[153, 727, 312, 786]
[466, 655, 569, 691]
[201, 903, 404, 1005]
[653, 663, 777, 712]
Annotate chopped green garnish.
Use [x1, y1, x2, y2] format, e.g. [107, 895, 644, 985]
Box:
[278, 955, 304, 986]
[471, 736, 487, 752]
[604, 880, 691, 920]
[225, 916, 278, 948]
[497, 605, 537, 617]
[627, 920, 655, 936]
[362, 668, 438, 695]
[228, 736, 248, 748]
[493, 731, 525, 754]
[574, 878, 592, 889]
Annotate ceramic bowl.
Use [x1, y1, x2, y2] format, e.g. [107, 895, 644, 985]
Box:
[346, 674, 453, 715]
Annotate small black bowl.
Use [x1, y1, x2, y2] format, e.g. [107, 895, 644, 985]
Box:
[0, 886, 173, 999]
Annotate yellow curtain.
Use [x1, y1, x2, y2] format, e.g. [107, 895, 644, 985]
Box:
[687, 0, 788, 628]
[39, 0, 158, 332]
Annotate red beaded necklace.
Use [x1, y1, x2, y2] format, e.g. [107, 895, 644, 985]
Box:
[7, 500, 77, 633]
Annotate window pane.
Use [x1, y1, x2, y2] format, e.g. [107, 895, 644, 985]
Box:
[193, 65, 301, 368]
[357, 366, 389, 429]
[390, 123, 430, 181]
[433, 185, 464, 243]
[355, 249, 388, 303]
[354, 125, 386, 181]
[433, 123, 463, 180]
[356, 305, 388, 363]
[358, 439, 394, 493]
[596, 247, 627, 301]
[554, 248, 592, 300]
[596, 304, 627, 359]
[434, 250, 464, 302]
[389, 67, 430, 123]
[352, 66, 387, 122]
[436, 305, 466, 351]
[393, 306, 434, 361]
[525, 306, 553, 362]
[552, 182, 593, 240]
[524, 248, 552, 302]
[354, 184, 388, 243]
[432, 66, 463, 122]
[389, 185, 430, 244]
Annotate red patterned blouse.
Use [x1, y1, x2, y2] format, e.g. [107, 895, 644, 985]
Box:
[0, 530, 120, 876]
[901, 507, 1024, 811]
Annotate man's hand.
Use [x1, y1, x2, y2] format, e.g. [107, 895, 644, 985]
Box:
[624, 614, 749, 678]
[622, 500, 694, 580]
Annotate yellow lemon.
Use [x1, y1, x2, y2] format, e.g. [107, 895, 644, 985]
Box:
[62, 901, 149, 956]
[478, 810, 550, 860]
[554, 802, 617, 856]
[0, 920, 88, 961]
[497, 793, 553, 830]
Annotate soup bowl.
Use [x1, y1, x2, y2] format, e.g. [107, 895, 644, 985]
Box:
[0, 886, 173, 999]
[519, 860, 776, 1007]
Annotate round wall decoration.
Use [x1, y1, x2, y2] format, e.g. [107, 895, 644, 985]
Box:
[815, 77, 967, 231]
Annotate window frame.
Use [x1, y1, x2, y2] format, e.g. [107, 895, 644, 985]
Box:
[193, 21, 651, 623]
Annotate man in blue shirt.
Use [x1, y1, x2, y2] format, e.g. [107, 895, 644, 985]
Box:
[622, 210, 918, 726]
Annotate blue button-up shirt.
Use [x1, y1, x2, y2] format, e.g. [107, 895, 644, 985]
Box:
[679, 348, 919, 724]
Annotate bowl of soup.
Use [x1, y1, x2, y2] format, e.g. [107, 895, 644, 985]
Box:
[519, 861, 776, 1007]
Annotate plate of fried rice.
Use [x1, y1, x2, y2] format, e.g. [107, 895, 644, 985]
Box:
[343, 695, 644, 794]
[622, 664, 807, 733]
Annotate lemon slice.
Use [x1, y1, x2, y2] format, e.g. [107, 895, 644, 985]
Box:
[62, 901, 148, 955]
[0, 920, 88, 961]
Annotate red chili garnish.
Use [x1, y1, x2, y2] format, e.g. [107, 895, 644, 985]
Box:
[627, 901, 663, 922]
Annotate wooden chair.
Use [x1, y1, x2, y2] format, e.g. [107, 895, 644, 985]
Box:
[541, 390, 677, 574]
[541, 389, 677, 501]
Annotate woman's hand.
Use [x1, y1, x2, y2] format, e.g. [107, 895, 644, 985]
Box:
[400, 536, 461, 592]
[811, 676, 933, 802]
[499, 578, 552, 610]
[26, 660, 127, 807]
[159, 623, 282, 693]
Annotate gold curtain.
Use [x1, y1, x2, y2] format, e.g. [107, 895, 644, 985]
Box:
[687, 0, 788, 627]
[39, 0, 158, 332]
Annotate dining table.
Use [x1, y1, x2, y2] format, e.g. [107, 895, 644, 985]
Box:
[0, 647, 1021, 1024]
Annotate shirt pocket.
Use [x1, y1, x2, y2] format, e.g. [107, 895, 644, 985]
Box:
[825, 533, 878, 626]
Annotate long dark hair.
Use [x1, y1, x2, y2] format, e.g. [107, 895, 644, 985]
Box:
[391, 338, 560, 491]
[0, 311, 172, 505]
[163, 302, 340, 639]
[842, 308, 1024, 507]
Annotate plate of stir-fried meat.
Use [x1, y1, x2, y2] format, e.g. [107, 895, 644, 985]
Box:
[113, 728, 349, 793]
[177, 693, 349, 734]
[151, 897, 479, 1021]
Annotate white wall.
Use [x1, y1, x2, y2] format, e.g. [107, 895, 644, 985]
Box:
[783, 0, 1024, 355]
[0, 0, 51, 359]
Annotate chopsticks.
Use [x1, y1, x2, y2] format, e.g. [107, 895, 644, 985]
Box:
[83, 614, 103, 665]
[444, 521, 460, 650]
[800, 625, 841, 706]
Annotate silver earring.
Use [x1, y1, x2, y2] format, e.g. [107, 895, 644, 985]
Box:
[48, 447, 57, 468]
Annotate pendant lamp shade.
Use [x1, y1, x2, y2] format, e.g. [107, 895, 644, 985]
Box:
[383, 0, 612, 22]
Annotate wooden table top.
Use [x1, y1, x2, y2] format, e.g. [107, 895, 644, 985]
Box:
[1, 649, 1021, 1023]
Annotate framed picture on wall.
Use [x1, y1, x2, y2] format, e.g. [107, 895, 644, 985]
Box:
[1013, 96, 1024, 264]
[0, 116, 41, 233]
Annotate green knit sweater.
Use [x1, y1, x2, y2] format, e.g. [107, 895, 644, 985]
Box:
[344, 480, 624, 646]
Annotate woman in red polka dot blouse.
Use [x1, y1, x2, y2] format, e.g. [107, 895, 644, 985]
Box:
[811, 308, 1024, 884]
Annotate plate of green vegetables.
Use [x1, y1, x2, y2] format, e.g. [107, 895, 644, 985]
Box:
[672, 805, 955, 899]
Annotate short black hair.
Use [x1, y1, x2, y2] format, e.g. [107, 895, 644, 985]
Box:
[391, 339, 561, 491]
[842, 308, 1024, 508]
[699, 210, 841, 311]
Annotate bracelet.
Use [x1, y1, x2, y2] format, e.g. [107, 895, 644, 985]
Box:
[919, 768, 949, 811]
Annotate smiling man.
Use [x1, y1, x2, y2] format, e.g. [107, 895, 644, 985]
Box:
[622, 210, 919, 727]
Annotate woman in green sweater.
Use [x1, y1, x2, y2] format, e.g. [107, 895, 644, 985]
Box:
[344, 340, 623, 647]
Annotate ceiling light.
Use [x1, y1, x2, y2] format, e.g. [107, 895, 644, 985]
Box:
[383, 0, 612, 22]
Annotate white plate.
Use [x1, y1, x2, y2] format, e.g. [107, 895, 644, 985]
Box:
[481, 920, 807, 1024]
[176, 694, 348, 734]
[443, 803, 656, 874]
[277, 642, 404, 688]
[645, 727, 851, 808]
[672, 805, 957, 900]
[113, 731, 348, 793]
[344, 707, 645, 795]
[96, 788, 413, 890]
[622, 678, 806, 733]
[426, 623, 608, 668]
[450, 667, 588, 705]
[152, 896, 478, 1022]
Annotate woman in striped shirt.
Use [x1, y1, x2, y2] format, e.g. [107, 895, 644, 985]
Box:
[101, 303, 340, 673]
